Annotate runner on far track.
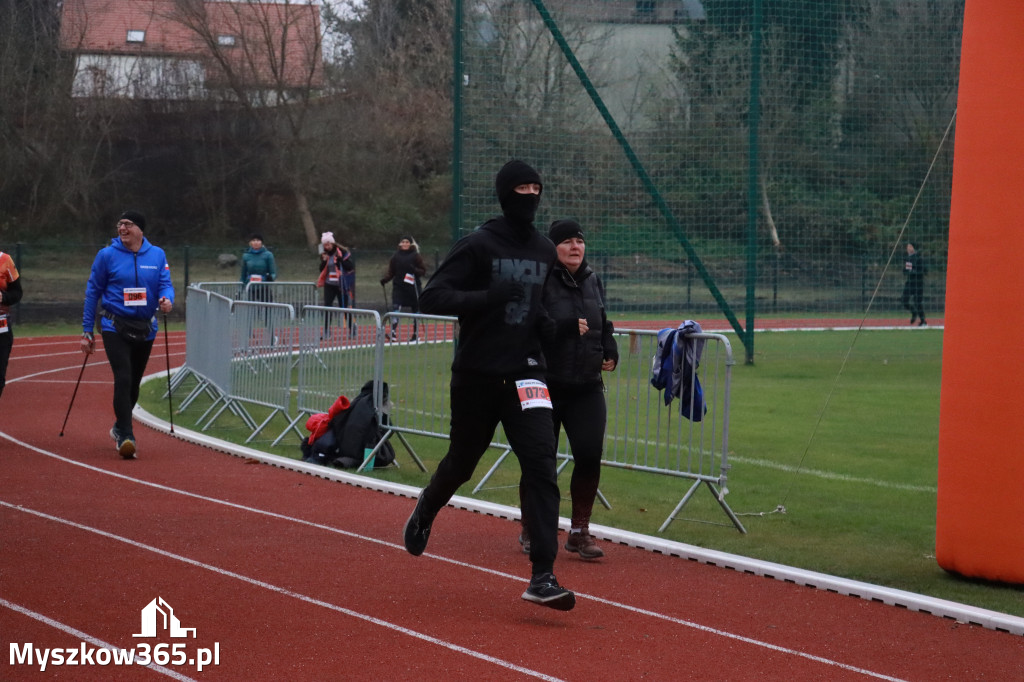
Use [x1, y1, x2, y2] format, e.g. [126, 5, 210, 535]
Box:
[0, 247, 23, 399]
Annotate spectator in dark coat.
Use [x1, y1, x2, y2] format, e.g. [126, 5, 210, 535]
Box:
[380, 236, 427, 342]
[902, 241, 926, 326]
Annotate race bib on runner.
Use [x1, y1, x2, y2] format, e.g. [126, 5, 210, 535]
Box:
[403, 273, 416, 285]
[515, 379, 552, 410]
[328, 274, 339, 283]
[0, 315, 8, 334]
[123, 287, 147, 306]
[249, 274, 263, 282]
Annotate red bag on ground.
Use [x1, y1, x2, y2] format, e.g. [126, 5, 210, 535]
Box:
[305, 395, 351, 443]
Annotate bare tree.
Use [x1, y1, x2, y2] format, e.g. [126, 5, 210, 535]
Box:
[164, 0, 327, 247]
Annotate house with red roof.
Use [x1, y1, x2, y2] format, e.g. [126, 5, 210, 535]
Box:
[59, 0, 324, 102]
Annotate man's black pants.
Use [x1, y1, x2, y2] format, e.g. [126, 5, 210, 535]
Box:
[101, 331, 154, 436]
[421, 378, 561, 576]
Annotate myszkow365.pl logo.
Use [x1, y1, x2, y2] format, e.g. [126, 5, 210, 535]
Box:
[9, 596, 221, 673]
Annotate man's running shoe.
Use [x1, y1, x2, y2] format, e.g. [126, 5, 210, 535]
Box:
[521, 572, 576, 611]
[403, 494, 433, 556]
[110, 427, 137, 459]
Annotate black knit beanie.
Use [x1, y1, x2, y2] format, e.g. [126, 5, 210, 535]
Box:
[548, 219, 584, 245]
[119, 210, 146, 231]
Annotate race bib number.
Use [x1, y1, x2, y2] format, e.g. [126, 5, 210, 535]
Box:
[249, 274, 263, 282]
[123, 287, 147, 307]
[403, 273, 416, 285]
[515, 379, 552, 410]
[328, 274, 339, 284]
[0, 315, 8, 334]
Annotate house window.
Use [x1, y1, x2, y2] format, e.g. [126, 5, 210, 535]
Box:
[217, 35, 236, 47]
[126, 30, 145, 43]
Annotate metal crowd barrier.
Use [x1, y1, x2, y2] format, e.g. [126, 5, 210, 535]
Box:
[194, 280, 323, 317]
[171, 287, 232, 411]
[604, 329, 741, 532]
[282, 306, 386, 446]
[173, 288, 297, 441]
[177, 286, 740, 531]
[467, 328, 741, 532]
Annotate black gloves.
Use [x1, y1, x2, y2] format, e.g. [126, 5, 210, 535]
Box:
[487, 280, 525, 305]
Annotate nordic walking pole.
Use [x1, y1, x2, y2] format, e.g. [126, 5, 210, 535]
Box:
[59, 352, 90, 437]
[162, 312, 175, 434]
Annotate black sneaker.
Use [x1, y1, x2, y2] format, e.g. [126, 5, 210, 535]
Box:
[110, 427, 137, 459]
[403, 494, 433, 556]
[522, 572, 576, 611]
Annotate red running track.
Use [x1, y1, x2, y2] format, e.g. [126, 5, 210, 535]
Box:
[2, 331, 1021, 682]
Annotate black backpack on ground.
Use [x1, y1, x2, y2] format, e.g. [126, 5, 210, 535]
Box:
[301, 381, 395, 469]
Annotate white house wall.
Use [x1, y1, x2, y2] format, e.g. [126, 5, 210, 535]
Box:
[72, 54, 206, 100]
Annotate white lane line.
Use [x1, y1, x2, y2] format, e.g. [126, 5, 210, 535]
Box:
[0, 433, 905, 681]
[6, 357, 182, 384]
[730, 456, 938, 493]
[12, 350, 186, 361]
[0, 502, 565, 682]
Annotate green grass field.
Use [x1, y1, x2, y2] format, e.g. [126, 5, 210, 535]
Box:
[73, 323, 1019, 619]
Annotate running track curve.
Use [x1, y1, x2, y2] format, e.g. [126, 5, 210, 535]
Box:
[4, 327, 1024, 681]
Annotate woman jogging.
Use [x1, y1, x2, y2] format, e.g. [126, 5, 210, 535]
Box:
[380, 236, 426, 342]
[519, 219, 618, 559]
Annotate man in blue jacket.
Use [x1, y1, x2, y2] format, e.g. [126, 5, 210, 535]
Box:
[82, 210, 174, 459]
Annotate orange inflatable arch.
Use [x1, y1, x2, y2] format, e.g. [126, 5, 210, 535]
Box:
[936, 0, 1024, 583]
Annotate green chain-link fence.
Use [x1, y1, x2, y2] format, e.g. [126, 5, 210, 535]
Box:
[452, 0, 961, 361]
[0, 243, 443, 326]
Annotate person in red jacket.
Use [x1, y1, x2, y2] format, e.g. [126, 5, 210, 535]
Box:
[0, 248, 24, 399]
[317, 232, 356, 337]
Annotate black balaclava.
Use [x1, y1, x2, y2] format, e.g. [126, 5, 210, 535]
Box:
[495, 160, 542, 226]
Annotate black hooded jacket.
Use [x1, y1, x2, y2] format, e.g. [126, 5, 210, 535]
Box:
[419, 216, 556, 382]
[382, 247, 427, 307]
[542, 258, 618, 388]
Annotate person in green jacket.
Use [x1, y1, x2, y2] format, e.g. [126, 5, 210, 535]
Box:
[240, 233, 277, 303]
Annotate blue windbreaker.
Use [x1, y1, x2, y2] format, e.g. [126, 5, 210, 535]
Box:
[83, 237, 175, 340]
